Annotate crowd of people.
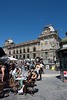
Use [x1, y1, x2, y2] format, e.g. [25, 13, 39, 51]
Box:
[0, 59, 44, 95]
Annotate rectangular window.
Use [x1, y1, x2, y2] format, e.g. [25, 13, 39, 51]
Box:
[41, 43, 43, 50]
[45, 52, 48, 58]
[19, 55, 21, 58]
[41, 52, 43, 57]
[45, 41, 48, 49]
[13, 50, 15, 54]
[9, 51, 11, 55]
[50, 42, 52, 49]
[16, 50, 18, 54]
[16, 55, 18, 59]
[50, 52, 53, 57]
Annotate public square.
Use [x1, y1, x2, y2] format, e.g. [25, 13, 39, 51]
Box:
[1, 69, 67, 100]
[0, 0, 67, 100]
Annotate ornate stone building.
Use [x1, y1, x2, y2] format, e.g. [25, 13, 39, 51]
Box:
[3, 25, 61, 61]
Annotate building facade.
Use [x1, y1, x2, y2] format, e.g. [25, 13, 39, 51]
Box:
[3, 25, 61, 61]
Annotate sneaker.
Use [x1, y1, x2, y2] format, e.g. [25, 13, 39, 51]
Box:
[18, 88, 23, 93]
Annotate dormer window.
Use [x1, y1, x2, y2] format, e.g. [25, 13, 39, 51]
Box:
[5, 41, 8, 44]
[45, 30, 47, 32]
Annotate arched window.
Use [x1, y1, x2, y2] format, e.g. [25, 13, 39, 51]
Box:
[27, 54, 29, 58]
[20, 49, 22, 53]
[33, 47, 36, 52]
[13, 50, 15, 54]
[27, 48, 29, 52]
[23, 49, 25, 53]
[16, 55, 18, 59]
[16, 50, 18, 54]
[33, 53, 36, 59]
[23, 54, 25, 59]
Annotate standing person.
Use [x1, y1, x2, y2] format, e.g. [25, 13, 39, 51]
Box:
[30, 62, 34, 69]
[4, 62, 10, 87]
[40, 62, 44, 74]
[54, 56, 56, 64]
[26, 61, 30, 71]
[36, 63, 42, 81]
[24, 62, 27, 71]
[0, 61, 6, 82]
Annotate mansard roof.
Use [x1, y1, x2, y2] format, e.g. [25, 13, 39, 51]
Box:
[15, 39, 39, 47]
[7, 39, 40, 49]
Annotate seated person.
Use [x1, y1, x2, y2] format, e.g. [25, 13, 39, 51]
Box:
[27, 70, 37, 86]
[18, 70, 37, 94]
[28, 70, 37, 84]
[14, 68, 23, 88]
[18, 70, 32, 94]
[27, 70, 32, 80]
[14, 68, 21, 80]
[14, 68, 25, 93]
[31, 71, 37, 81]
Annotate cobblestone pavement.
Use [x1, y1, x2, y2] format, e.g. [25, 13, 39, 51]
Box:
[1, 70, 67, 100]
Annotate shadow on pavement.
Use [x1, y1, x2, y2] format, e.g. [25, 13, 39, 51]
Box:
[0, 89, 11, 98]
[26, 88, 39, 95]
[56, 75, 60, 80]
[37, 79, 40, 81]
[19, 88, 39, 96]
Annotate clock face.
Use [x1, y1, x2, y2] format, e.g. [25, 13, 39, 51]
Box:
[45, 30, 47, 32]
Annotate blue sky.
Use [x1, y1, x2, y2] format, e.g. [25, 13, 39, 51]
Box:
[0, 0, 67, 47]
